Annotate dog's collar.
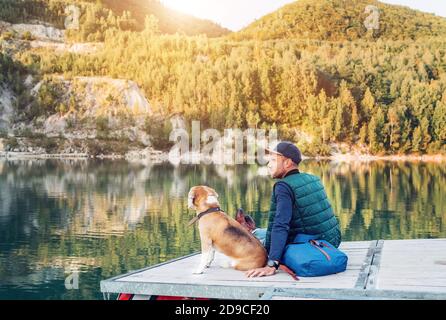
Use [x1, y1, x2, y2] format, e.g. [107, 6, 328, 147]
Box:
[188, 207, 222, 226]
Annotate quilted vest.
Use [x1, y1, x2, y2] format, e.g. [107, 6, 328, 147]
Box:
[265, 172, 341, 254]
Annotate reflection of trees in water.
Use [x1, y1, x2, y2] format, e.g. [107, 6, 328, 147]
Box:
[300, 160, 446, 240]
[1, 159, 444, 241]
[1, 159, 445, 235]
[0, 160, 274, 295]
[1, 159, 157, 234]
[0, 159, 445, 299]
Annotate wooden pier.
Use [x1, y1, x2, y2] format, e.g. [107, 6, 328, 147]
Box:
[100, 239, 446, 300]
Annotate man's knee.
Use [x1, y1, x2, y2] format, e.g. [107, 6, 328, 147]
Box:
[253, 228, 267, 245]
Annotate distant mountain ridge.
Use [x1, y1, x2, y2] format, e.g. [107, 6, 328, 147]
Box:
[233, 0, 446, 41]
[100, 0, 230, 37]
[0, 0, 230, 37]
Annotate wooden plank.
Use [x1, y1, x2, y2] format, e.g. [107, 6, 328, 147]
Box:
[115, 242, 369, 289]
[355, 240, 378, 289]
[376, 239, 446, 293]
[103, 252, 200, 283]
[365, 240, 383, 290]
[100, 241, 372, 299]
[100, 239, 446, 299]
[263, 288, 446, 300]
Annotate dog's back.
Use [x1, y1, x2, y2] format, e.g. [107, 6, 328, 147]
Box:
[200, 211, 267, 270]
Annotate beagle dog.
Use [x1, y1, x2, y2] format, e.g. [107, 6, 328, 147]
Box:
[188, 186, 267, 274]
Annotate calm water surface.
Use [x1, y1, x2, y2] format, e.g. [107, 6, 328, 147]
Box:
[0, 159, 444, 299]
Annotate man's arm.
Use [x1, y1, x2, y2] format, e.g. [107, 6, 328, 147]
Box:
[268, 182, 294, 262]
[245, 182, 293, 278]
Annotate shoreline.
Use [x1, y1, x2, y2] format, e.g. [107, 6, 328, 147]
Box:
[1, 151, 445, 163]
[312, 153, 446, 163]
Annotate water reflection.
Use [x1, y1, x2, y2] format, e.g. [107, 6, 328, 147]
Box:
[0, 159, 444, 299]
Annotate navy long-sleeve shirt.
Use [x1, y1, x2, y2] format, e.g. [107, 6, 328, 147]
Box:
[267, 169, 299, 262]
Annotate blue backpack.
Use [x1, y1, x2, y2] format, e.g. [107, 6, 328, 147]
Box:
[282, 234, 348, 277]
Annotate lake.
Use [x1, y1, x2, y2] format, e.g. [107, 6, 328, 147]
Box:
[0, 159, 445, 299]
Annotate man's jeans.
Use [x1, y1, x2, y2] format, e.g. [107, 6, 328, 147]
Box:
[252, 228, 267, 246]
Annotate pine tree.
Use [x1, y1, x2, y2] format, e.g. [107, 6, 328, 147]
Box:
[433, 101, 446, 145]
[368, 117, 378, 153]
[361, 87, 375, 120]
[420, 117, 432, 151]
[412, 126, 422, 153]
[144, 14, 160, 36]
[368, 107, 386, 154]
[387, 106, 402, 152]
[359, 124, 368, 146]
[333, 99, 344, 141]
[339, 81, 358, 139]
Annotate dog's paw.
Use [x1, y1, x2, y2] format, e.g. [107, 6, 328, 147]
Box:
[193, 268, 205, 274]
[218, 260, 231, 269]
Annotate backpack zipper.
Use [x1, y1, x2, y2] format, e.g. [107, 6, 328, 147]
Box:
[310, 240, 331, 261]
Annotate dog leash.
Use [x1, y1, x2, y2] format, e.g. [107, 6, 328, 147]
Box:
[188, 207, 222, 227]
[279, 264, 300, 281]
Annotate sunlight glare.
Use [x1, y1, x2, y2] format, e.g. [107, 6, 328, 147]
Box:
[161, 0, 213, 20]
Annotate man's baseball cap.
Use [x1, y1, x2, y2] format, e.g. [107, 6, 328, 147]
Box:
[266, 141, 302, 165]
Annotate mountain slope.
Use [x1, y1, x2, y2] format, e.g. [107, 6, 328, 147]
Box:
[101, 0, 230, 37]
[233, 0, 446, 41]
[0, 0, 230, 37]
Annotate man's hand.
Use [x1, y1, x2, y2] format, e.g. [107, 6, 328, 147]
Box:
[245, 266, 276, 278]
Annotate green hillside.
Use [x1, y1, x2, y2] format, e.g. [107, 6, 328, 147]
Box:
[233, 0, 446, 41]
[1, 0, 446, 156]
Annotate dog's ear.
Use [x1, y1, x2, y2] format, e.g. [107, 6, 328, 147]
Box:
[235, 208, 245, 224]
[187, 188, 197, 210]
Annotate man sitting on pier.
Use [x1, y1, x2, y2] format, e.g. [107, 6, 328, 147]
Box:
[244, 141, 342, 278]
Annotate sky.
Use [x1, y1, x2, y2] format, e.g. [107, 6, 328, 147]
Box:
[160, 0, 446, 31]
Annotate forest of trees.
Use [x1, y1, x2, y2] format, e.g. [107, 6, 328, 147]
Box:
[1, 0, 446, 155]
[0, 52, 27, 89]
[0, 0, 68, 27]
[17, 30, 446, 155]
[0, 53, 29, 127]
[234, 0, 446, 41]
[0, 0, 228, 39]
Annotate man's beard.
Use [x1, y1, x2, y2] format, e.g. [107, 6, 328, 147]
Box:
[271, 170, 283, 179]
